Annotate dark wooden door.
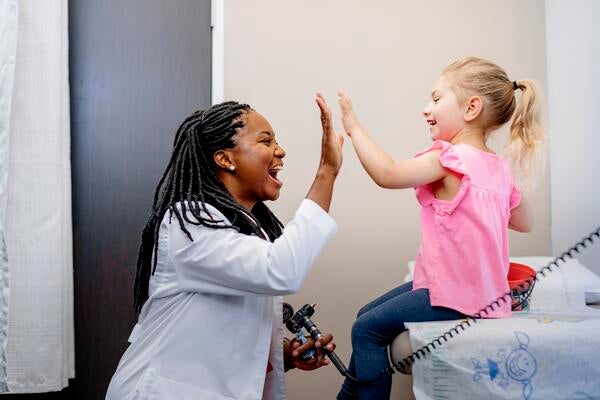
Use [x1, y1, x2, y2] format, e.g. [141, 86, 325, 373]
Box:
[3, 2, 212, 399]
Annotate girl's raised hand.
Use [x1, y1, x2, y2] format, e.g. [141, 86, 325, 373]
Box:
[337, 91, 361, 137]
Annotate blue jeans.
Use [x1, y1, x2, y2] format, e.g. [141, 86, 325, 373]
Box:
[337, 281, 465, 399]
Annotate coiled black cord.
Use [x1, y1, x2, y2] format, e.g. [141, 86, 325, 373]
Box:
[391, 225, 600, 373]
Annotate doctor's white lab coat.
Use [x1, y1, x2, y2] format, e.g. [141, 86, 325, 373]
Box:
[105, 199, 337, 400]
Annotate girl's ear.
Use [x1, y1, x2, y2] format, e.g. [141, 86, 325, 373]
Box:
[464, 95, 483, 122]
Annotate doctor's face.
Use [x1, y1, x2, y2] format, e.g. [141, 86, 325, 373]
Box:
[225, 110, 286, 210]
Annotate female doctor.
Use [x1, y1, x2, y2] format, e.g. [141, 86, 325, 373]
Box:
[106, 94, 343, 400]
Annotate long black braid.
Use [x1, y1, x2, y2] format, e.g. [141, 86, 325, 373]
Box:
[133, 101, 284, 312]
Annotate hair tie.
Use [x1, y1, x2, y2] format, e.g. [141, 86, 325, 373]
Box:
[513, 81, 519, 91]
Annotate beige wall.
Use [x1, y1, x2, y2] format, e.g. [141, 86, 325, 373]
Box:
[224, 1, 549, 398]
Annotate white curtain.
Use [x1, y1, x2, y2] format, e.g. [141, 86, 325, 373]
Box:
[0, 0, 74, 393]
[0, 0, 19, 391]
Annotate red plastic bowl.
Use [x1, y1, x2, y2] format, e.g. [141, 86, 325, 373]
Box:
[508, 262, 536, 290]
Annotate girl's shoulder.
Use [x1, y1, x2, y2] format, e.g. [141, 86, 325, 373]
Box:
[414, 139, 452, 158]
[416, 140, 515, 182]
[453, 143, 503, 160]
[415, 140, 468, 177]
[453, 144, 514, 178]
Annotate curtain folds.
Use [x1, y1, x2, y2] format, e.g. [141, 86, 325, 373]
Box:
[0, 0, 19, 392]
[0, 0, 74, 393]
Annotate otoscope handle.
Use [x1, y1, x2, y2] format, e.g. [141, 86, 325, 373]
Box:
[324, 348, 348, 375]
[305, 323, 349, 376]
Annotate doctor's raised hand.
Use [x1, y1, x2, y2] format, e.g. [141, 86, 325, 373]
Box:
[305, 92, 344, 211]
[106, 96, 343, 400]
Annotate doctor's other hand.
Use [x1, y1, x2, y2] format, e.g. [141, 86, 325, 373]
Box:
[284, 333, 336, 371]
[315, 93, 344, 177]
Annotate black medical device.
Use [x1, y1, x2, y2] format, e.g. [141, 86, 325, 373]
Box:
[282, 303, 349, 377]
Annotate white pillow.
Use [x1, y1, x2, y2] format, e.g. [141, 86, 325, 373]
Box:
[511, 256, 600, 305]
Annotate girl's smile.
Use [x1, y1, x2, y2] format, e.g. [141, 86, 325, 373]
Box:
[422, 76, 466, 142]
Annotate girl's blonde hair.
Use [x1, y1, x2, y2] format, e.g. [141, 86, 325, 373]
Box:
[442, 57, 545, 188]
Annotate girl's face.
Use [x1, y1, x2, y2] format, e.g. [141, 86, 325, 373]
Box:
[422, 75, 466, 142]
[224, 110, 286, 210]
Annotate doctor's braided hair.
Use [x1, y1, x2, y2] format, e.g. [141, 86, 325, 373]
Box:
[133, 101, 284, 312]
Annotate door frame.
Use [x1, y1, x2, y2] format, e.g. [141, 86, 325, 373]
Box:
[211, 0, 224, 104]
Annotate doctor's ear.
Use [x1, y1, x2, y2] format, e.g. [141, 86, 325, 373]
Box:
[463, 95, 483, 122]
[214, 150, 236, 172]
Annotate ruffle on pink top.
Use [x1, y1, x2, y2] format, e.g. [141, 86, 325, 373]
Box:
[412, 140, 521, 317]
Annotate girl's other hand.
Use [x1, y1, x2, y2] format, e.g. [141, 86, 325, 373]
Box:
[337, 91, 361, 137]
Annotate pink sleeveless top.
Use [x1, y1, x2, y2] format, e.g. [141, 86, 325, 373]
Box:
[412, 140, 521, 317]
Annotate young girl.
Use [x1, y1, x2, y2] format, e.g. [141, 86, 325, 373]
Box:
[336, 57, 544, 399]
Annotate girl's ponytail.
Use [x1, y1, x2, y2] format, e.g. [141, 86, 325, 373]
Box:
[507, 79, 545, 189]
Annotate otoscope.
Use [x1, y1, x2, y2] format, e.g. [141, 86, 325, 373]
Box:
[282, 303, 349, 376]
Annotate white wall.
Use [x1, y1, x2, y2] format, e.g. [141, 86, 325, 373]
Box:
[224, 1, 549, 398]
[546, 0, 600, 274]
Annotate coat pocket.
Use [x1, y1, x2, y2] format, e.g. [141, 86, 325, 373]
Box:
[134, 370, 237, 400]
